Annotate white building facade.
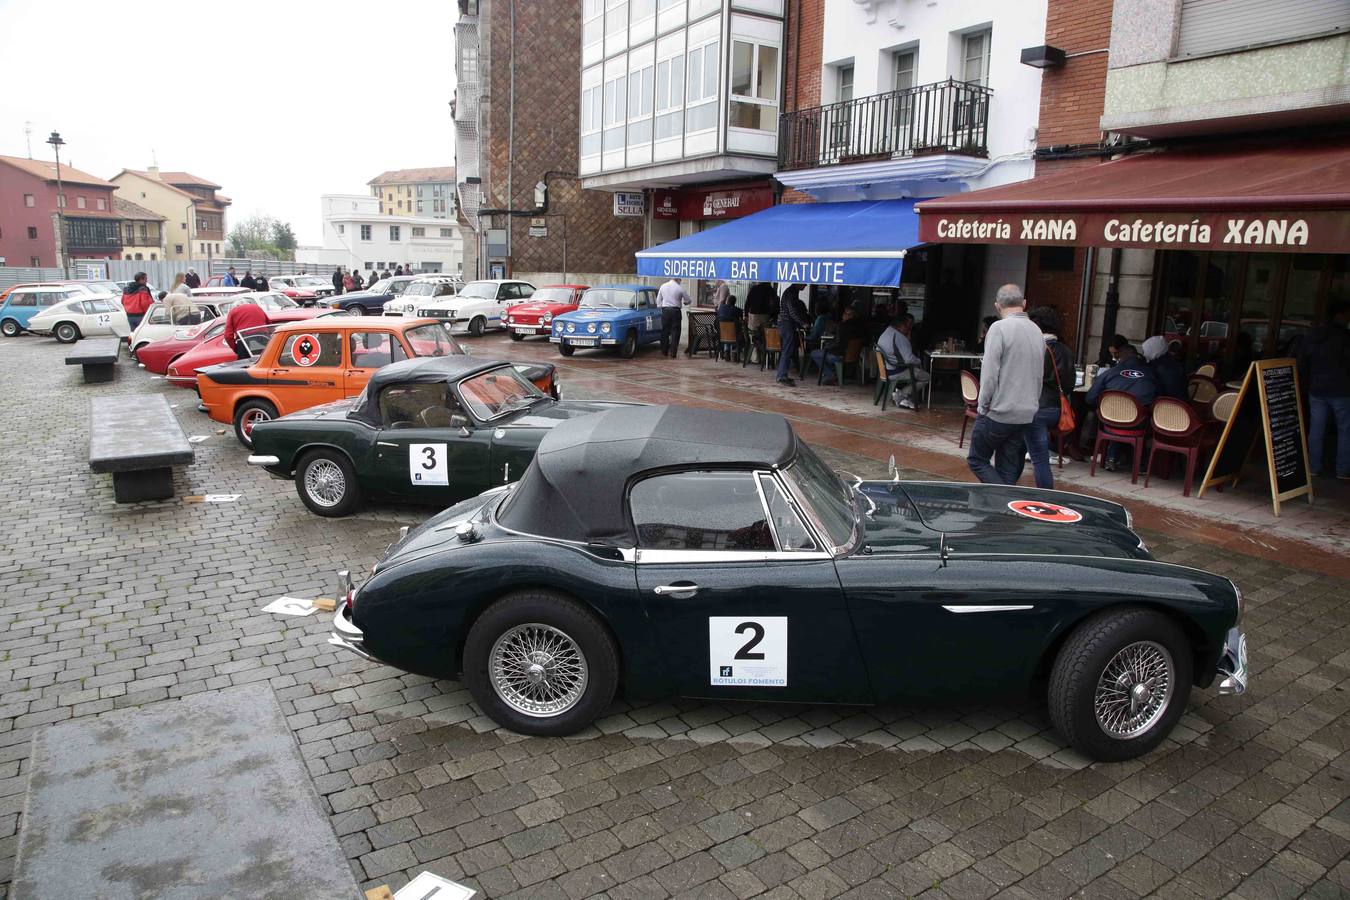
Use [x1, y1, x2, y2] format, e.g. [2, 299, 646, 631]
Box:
[297, 195, 464, 276]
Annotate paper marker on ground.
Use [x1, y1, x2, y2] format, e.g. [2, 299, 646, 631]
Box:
[202, 494, 241, 502]
[262, 597, 318, 617]
[395, 872, 476, 900]
[188, 435, 209, 443]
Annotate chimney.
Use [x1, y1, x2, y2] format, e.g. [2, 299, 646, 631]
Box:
[147, 165, 160, 180]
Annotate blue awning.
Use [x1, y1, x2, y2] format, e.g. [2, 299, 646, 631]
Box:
[635, 199, 921, 288]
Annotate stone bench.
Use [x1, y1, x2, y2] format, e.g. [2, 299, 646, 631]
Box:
[89, 395, 194, 502]
[65, 337, 122, 383]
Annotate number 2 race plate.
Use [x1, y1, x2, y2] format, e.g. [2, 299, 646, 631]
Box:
[709, 617, 787, 686]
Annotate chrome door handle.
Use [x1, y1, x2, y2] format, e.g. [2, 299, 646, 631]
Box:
[653, 583, 699, 596]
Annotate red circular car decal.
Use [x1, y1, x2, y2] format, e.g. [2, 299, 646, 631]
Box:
[1007, 500, 1083, 523]
[292, 333, 322, 367]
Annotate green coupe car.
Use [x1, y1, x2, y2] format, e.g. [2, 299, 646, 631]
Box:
[246, 356, 639, 517]
[328, 405, 1248, 762]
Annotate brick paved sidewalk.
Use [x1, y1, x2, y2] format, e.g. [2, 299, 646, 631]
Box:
[0, 335, 1346, 899]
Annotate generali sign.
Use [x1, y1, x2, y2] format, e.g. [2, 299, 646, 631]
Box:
[917, 209, 1349, 254]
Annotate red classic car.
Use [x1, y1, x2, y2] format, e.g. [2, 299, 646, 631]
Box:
[158, 308, 328, 387]
[503, 284, 588, 340]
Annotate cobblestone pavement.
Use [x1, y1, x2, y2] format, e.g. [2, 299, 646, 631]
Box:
[0, 334, 1347, 899]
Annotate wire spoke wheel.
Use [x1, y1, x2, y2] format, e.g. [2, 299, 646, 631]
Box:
[1094, 640, 1174, 740]
[304, 458, 346, 507]
[489, 623, 589, 717]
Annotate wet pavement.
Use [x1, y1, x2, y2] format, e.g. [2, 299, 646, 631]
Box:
[0, 331, 1346, 898]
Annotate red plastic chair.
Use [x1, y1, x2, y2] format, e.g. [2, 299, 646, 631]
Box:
[1091, 391, 1147, 484]
[957, 370, 980, 447]
[1145, 398, 1213, 497]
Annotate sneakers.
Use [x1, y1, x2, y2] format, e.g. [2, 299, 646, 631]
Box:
[898, 398, 916, 410]
[777, 377, 796, 387]
[1103, 458, 1121, 472]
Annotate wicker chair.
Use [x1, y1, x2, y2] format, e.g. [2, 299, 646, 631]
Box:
[1188, 375, 1220, 406]
[1146, 398, 1212, 496]
[717, 321, 739, 361]
[958, 370, 980, 447]
[1091, 390, 1148, 483]
[1210, 390, 1239, 423]
[1195, 362, 1217, 379]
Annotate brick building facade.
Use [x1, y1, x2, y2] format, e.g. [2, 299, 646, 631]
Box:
[463, 0, 642, 283]
[0, 156, 121, 269]
[779, 0, 824, 205]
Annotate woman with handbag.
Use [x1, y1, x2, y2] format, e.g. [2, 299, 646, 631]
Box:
[1020, 306, 1076, 489]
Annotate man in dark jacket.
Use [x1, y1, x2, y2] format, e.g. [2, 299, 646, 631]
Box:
[184, 268, 201, 289]
[1141, 335, 1186, 399]
[776, 285, 809, 386]
[255, 273, 269, 292]
[331, 267, 344, 295]
[1299, 300, 1350, 479]
[240, 270, 258, 291]
[1086, 345, 1157, 471]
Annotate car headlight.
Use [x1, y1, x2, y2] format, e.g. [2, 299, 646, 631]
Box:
[542, 313, 552, 323]
[506, 315, 514, 324]
[601, 322, 611, 334]
[587, 323, 597, 333]
[566, 322, 575, 333]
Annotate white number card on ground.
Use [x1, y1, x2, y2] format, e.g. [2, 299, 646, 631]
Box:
[709, 617, 787, 686]
[395, 871, 476, 900]
[409, 443, 449, 486]
[261, 597, 318, 617]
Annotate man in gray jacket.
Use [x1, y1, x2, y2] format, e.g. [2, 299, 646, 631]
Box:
[967, 284, 1044, 484]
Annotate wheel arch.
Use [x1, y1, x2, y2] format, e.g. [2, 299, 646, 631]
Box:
[230, 391, 281, 420]
[1029, 602, 1214, 694]
[292, 441, 359, 476]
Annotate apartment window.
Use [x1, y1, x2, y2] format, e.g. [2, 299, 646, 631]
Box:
[605, 0, 627, 47]
[412, 227, 425, 237]
[628, 62, 655, 144]
[175, 244, 184, 254]
[440, 228, 454, 238]
[76, 196, 86, 209]
[387, 192, 394, 202]
[215, 243, 220, 254]
[360, 224, 372, 241]
[135, 253, 144, 261]
[893, 49, 917, 133]
[837, 64, 854, 102]
[150, 253, 157, 260]
[604, 72, 628, 153]
[181, 222, 187, 229]
[417, 200, 425, 213]
[417, 185, 424, 197]
[56, 194, 66, 208]
[685, 38, 720, 132]
[654, 51, 685, 139]
[24, 194, 35, 207]
[27, 227, 38, 239]
[96, 198, 106, 210]
[581, 83, 603, 156]
[459, 42, 479, 83]
[338, 224, 345, 234]
[397, 199, 403, 210]
[632, 0, 654, 22]
[389, 225, 401, 241]
[962, 29, 991, 86]
[729, 40, 779, 131]
[30, 256, 41, 267]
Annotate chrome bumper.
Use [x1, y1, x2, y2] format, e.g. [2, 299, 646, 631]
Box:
[247, 454, 280, 467]
[1217, 627, 1248, 695]
[327, 603, 374, 662]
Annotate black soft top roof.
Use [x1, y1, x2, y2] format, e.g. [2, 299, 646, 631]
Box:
[497, 405, 797, 546]
[349, 355, 507, 424]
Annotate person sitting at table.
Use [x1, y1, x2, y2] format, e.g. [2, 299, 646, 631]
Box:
[806, 300, 833, 343]
[809, 306, 868, 385]
[1106, 333, 1134, 365]
[877, 313, 929, 409]
[976, 315, 998, 353]
[715, 290, 742, 324]
[1084, 344, 1157, 471]
[1141, 335, 1186, 399]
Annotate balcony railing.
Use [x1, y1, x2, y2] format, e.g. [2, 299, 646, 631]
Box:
[778, 79, 992, 172]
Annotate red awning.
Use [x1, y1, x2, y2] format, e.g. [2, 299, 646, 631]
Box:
[916, 138, 1350, 253]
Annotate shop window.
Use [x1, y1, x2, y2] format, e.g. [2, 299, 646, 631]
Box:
[729, 40, 779, 131]
[1277, 255, 1323, 356]
[1036, 246, 1075, 272]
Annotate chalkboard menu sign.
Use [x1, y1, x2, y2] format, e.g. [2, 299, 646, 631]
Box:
[1198, 358, 1313, 515]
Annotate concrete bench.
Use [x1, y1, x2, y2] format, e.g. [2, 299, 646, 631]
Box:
[65, 337, 122, 383]
[89, 395, 194, 502]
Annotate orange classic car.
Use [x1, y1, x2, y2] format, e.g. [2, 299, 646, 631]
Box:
[196, 317, 558, 446]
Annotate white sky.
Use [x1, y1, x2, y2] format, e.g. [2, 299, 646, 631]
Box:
[0, 0, 455, 244]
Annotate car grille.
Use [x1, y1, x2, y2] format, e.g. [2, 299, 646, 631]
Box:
[418, 309, 451, 319]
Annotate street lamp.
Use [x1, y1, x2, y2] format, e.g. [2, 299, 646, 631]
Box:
[47, 131, 68, 279]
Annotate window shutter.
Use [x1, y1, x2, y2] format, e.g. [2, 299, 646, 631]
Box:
[1177, 0, 1348, 57]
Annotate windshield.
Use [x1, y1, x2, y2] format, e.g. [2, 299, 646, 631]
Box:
[457, 366, 544, 420]
[457, 282, 499, 300]
[528, 288, 575, 305]
[88, 281, 121, 295]
[581, 289, 636, 309]
[783, 441, 857, 551]
[294, 276, 326, 288]
[253, 293, 299, 310]
[405, 323, 466, 358]
[403, 282, 445, 298]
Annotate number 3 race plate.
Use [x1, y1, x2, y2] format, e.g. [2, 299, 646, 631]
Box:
[709, 617, 787, 686]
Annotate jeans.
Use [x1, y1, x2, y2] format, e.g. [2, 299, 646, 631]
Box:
[776, 325, 798, 381]
[1309, 394, 1350, 477]
[125, 313, 144, 332]
[1019, 406, 1062, 489]
[967, 415, 1029, 485]
[660, 307, 681, 357]
[810, 348, 840, 381]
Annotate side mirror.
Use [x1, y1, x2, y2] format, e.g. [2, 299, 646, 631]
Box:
[450, 413, 472, 437]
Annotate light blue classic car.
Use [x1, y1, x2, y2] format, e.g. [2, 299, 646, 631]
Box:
[550, 284, 661, 358]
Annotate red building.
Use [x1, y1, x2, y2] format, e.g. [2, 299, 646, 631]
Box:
[0, 155, 121, 269]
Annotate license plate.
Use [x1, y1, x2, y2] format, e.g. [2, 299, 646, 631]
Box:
[514, 327, 538, 334]
[549, 337, 561, 343]
[570, 338, 597, 347]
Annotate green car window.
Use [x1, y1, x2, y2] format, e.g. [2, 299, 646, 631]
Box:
[379, 383, 453, 429]
[630, 470, 773, 551]
[783, 441, 857, 550]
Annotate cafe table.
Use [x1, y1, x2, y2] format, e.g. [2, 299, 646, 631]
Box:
[925, 350, 983, 409]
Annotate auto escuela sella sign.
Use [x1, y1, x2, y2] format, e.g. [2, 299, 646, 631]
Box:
[918, 209, 1348, 253]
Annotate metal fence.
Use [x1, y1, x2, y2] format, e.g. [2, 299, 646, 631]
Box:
[0, 258, 339, 291]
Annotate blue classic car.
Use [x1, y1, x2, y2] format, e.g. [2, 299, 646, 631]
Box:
[550, 284, 661, 358]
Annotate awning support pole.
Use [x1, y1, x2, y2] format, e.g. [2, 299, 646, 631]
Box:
[1097, 248, 1122, 366]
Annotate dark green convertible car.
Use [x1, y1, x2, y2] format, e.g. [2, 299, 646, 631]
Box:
[247, 356, 638, 516]
[327, 405, 1248, 761]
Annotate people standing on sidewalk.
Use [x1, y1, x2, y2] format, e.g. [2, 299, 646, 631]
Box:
[332, 267, 344, 296]
[775, 284, 809, 386]
[170, 273, 190, 295]
[351, 270, 365, 292]
[656, 277, 691, 358]
[222, 267, 238, 287]
[240, 270, 258, 291]
[342, 269, 355, 293]
[875, 313, 929, 409]
[184, 267, 201, 289]
[1017, 306, 1075, 488]
[967, 285, 1044, 484]
[119, 273, 154, 332]
[1298, 299, 1350, 480]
